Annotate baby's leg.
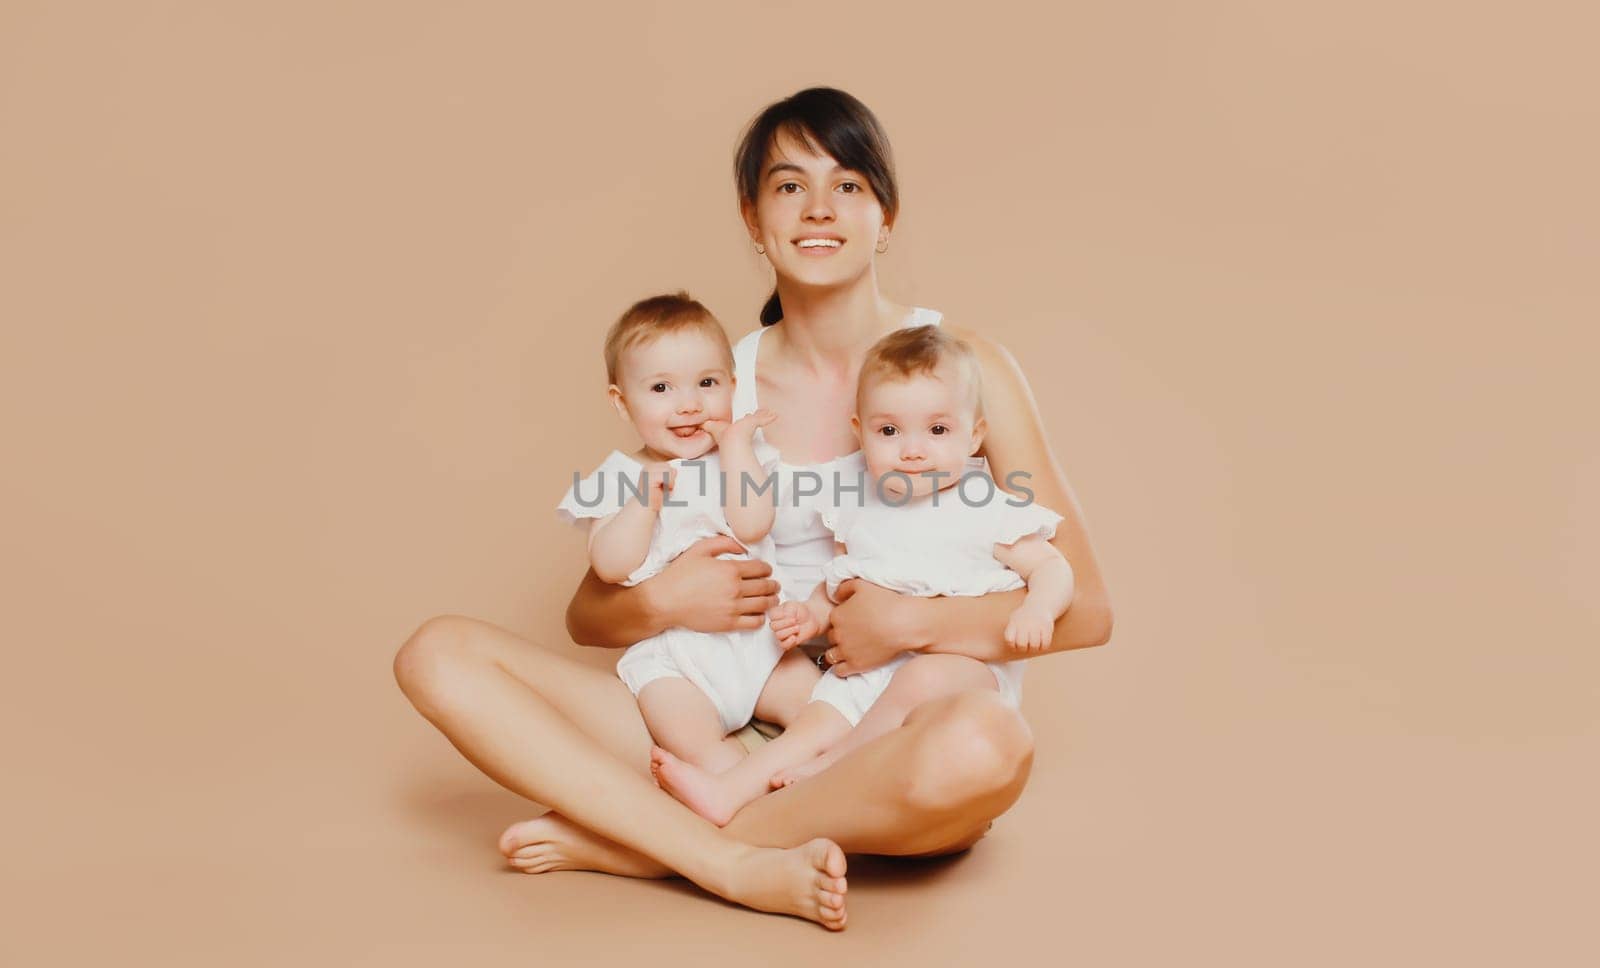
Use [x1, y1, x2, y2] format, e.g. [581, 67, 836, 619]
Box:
[773, 654, 997, 787]
[653, 699, 852, 827]
[635, 678, 746, 774]
[752, 649, 824, 728]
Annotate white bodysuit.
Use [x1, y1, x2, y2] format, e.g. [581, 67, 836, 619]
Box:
[556, 449, 784, 734]
[810, 452, 1064, 725]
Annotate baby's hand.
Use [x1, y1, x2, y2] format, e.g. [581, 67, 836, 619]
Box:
[768, 601, 820, 651]
[641, 463, 677, 512]
[702, 409, 777, 449]
[1004, 603, 1055, 652]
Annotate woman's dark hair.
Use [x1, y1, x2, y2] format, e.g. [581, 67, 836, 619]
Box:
[734, 87, 899, 326]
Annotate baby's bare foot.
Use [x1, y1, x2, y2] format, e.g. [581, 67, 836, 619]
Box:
[720, 838, 848, 931]
[651, 746, 740, 826]
[770, 748, 841, 789]
[498, 813, 665, 878]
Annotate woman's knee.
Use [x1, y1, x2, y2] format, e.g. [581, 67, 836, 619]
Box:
[901, 690, 1034, 813]
[393, 614, 487, 709]
[888, 654, 995, 703]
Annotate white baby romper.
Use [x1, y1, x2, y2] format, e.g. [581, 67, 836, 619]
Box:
[556, 449, 785, 733]
[810, 452, 1065, 725]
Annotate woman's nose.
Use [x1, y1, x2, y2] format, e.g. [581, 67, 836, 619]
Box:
[803, 194, 834, 222]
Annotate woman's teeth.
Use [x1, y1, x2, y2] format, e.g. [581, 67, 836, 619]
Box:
[797, 239, 841, 248]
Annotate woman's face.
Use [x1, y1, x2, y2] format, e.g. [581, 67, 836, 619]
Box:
[743, 131, 890, 291]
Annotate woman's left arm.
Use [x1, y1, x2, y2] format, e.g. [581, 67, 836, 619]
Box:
[825, 331, 1113, 675]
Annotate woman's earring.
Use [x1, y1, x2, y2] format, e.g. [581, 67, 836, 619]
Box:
[753, 242, 766, 255]
[876, 235, 890, 254]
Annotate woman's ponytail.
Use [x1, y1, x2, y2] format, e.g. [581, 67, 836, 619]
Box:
[760, 290, 783, 326]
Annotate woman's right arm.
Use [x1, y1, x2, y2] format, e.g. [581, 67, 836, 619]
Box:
[565, 534, 783, 648]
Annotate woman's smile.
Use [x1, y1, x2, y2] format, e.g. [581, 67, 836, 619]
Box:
[794, 234, 845, 255]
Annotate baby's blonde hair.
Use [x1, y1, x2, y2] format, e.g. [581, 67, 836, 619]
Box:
[604, 292, 732, 386]
[857, 325, 983, 418]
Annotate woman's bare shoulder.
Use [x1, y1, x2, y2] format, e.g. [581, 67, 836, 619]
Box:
[940, 325, 1034, 403]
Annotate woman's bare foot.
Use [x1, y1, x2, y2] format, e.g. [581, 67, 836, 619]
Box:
[500, 813, 847, 930]
[651, 745, 744, 826]
[718, 838, 848, 931]
[498, 812, 666, 878]
[770, 747, 841, 788]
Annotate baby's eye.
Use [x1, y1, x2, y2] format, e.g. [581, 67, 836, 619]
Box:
[651, 383, 668, 393]
[931, 425, 949, 436]
[878, 426, 898, 437]
[699, 377, 719, 388]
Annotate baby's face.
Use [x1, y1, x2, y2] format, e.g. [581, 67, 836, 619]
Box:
[610, 329, 735, 461]
[854, 362, 985, 500]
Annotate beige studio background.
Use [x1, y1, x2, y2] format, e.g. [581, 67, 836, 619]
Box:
[2, 2, 1595, 965]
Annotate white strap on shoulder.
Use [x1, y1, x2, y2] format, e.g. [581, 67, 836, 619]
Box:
[730, 327, 766, 419]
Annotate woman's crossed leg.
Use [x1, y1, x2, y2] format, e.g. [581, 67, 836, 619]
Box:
[393, 615, 1033, 926]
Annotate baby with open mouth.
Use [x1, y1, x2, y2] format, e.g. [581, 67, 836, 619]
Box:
[556, 292, 824, 778]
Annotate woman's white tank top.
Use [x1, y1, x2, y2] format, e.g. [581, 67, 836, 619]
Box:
[729, 307, 943, 603]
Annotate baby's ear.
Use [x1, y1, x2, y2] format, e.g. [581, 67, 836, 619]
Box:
[607, 385, 631, 423]
[969, 415, 988, 455]
[850, 414, 862, 437]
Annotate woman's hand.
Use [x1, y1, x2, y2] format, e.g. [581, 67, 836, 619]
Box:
[647, 535, 781, 634]
[822, 579, 929, 676]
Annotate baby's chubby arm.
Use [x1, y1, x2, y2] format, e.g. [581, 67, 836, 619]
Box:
[588, 463, 674, 584]
[993, 534, 1076, 652]
[702, 409, 778, 546]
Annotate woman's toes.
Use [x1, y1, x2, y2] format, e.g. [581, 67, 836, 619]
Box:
[498, 820, 538, 855]
[815, 840, 847, 878]
[511, 848, 561, 873]
[815, 871, 847, 895]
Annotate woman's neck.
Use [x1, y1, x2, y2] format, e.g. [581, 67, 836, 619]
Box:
[771, 273, 911, 373]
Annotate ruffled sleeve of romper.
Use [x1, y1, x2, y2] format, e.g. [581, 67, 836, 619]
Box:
[987, 492, 1065, 548]
[554, 451, 641, 527]
[815, 451, 868, 543]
